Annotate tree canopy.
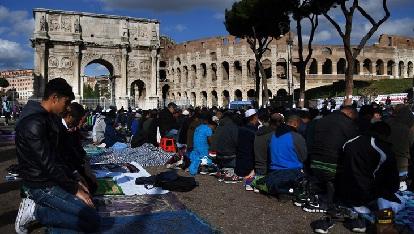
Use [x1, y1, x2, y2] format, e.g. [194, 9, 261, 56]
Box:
[0, 78, 9, 88]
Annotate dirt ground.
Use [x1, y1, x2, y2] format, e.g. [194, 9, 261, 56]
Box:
[0, 146, 355, 234]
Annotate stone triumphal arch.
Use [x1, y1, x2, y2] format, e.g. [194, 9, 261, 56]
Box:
[31, 8, 160, 108]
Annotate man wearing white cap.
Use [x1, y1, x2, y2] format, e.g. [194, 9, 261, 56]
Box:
[232, 109, 259, 186]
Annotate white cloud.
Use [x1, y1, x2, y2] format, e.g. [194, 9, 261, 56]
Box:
[213, 12, 225, 20]
[174, 24, 187, 32]
[0, 38, 32, 69]
[0, 5, 34, 37]
[99, 0, 237, 12]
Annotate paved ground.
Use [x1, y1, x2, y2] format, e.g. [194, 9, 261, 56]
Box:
[0, 124, 352, 233]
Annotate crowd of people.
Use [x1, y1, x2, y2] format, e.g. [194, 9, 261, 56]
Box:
[12, 77, 414, 233]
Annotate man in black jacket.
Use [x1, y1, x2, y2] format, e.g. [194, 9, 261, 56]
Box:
[15, 78, 99, 234]
[158, 102, 179, 138]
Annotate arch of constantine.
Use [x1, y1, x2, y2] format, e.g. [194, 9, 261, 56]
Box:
[31, 8, 160, 108]
[160, 34, 414, 107]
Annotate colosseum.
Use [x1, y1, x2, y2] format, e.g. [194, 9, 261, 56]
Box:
[158, 33, 414, 107]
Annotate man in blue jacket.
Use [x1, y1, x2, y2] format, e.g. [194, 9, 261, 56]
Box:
[266, 115, 307, 195]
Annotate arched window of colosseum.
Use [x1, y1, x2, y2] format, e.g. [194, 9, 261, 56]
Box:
[234, 89, 243, 101]
[162, 84, 170, 101]
[398, 61, 405, 77]
[387, 60, 395, 75]
[235, 37, 241, 44]
[210, 52, 217, 61]
[222, 62, 230, 81]
[309, 59, 317, 74]
[363, 59, 372, 74]
[201, 63, 207, 78]
[191, 92, 196, 106]
[176, 57, 181, 65]
[200, 91, 207, 106]
[262, 59, 272, 78]
[177, 68, 181, 83]
[276, 58, 287, 79]
[234, 61, 242, 84]
[223, 38, 229, 46]
[191, 65, 197, 80]
[222, 90, 230, 106]
[354, 60, 360, 75]
[376, 60, 385, 75]
[247, 59, 256, 79]
[247, 89, 256, 100]
[211, 90, 218, 106]
[408, 62, 413, 78]
[177, 92, 181, 99]
[211, 63, 218, 81]
[322, 59, 332, 74]
[183, 66, 188, 84]
[322, 47, 332, 56]
[337, 58, 346, 75]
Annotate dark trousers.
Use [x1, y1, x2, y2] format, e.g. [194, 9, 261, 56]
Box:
[266, 169, 303, 195]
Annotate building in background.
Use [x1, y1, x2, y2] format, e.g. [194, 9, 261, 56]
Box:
[0, 69, 34, 102]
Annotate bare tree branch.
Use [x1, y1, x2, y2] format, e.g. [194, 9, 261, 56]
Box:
[323, 12, 345, 38]
[305, 15, 318, 64]
[356, 6, 376, 25]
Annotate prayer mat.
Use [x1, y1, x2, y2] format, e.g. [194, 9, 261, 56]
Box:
[95, 193, 185, 217]
[100, 210, 219, 234]
[394, 191, 414, 231]
[96, 178, 124, 195]
[91, 163, 140, 174]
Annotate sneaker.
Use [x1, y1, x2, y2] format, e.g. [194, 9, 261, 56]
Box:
[15, 198, 36, 234]
[293, 191, 312, 207]
[223, 175, 243, 184]
[310, 217, 335, 234]
[302, 195, 327, 213]
[253, 188, 260, 193]
[207, 165, 219, 175]
[344, 217, 366, 233]
[244, 177, 254, 191]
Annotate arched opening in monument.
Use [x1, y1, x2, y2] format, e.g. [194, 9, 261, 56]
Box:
[234, 61, 242, 85]
[234, 89, 243, 101]
[363, 59, 373, 75]
[247, 89, 256, 100]
[190, 92, 196, 106]
[171, 93, 176, 102]
[262, 59, 272, 79]
[337, 58, 346, 75]
[211, 63, 218, 82]
[200, 91, 207, 106]
[211, 90, 218, 107]
[83, 60, 114, 106]
[130, 79, 146, 108]
[177, 92, 182, 101]
[222, 90, 230, 107]
[308, 59, 317, 75]
[222, 61, 230, 81]
[399, 61, 405, 77]
[210, 52, 217, 61]
[170, 69, 175, 82]
[177, 68, 182, 83]
[190, 64, 197, 87]
[159, 61, 167, 81]
[376, 59, 385, 75]
[387, 60, 395, 76]
[201, 63, 207, 78]
[176, 57, 181, 65]
[354, 60, 360, 75]
[408, 61, 413, 78]
[183, 92, 189, 104]
[322, 59, 332, 74]
[277, 89, 288, 97]
[276, 58, 287, 79]
[183, 66, 188, 86]
[247, 59, 256, 79]
[161, 84, 170, 107]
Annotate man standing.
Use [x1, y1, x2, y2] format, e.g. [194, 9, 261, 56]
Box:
[15, 78, 100, 233]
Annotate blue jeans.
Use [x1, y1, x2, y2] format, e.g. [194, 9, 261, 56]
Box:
[27, 186, 100, 233]
[266, 169, 303, 195]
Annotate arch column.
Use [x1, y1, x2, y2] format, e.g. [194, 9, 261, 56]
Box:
[332, 62, 337, 75]
[116, 47, 128, 108]
[317, 62, 323, 75]
[207, 92, 212, 107]
[229, 63, 235, 86]
[272, 62, 277, 87]
[241, 60, 248, 87]
[217, 89, 223, 107]
[34, 42, 48, 97]
[73, 45, 81, 99]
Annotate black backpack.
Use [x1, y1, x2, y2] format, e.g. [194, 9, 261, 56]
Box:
[135, 170, 198, 192]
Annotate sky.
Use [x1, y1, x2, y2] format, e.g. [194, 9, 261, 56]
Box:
[0, 0, 413, 73]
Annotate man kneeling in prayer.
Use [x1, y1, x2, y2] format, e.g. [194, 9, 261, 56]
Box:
[15, 78, 100, 234]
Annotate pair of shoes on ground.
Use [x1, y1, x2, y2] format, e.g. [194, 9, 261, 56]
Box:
[293, 192, 328, 213]
[199, 164, 219, 175]
[213, 170, 243, 184]
[15, 198, 36, 234]
[311, 216, 367, 234]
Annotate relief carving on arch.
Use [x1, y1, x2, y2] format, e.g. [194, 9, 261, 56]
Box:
[61, 57, 73, 68]
[49, 56, 59, 68]
[48, 15, 60, 31]
[61, 16, 72, 32]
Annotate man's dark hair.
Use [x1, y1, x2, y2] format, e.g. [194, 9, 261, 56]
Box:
[43, 78, 75, 101]
[167, 102, 177, 109]
[67, 102, 85, 120]
[369, 121, 391, 139]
